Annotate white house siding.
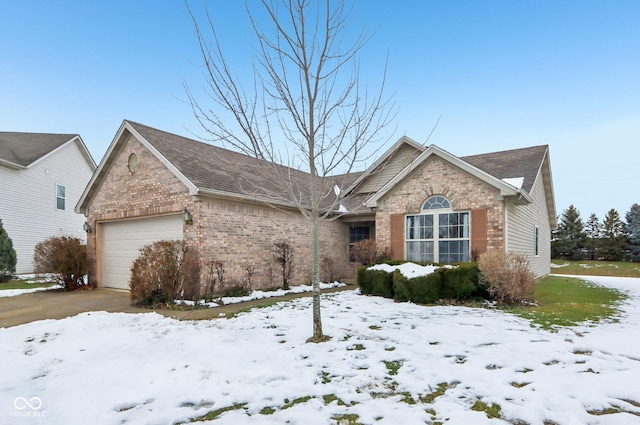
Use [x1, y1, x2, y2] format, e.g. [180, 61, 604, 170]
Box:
[506, 171, 551, 278]
[0, 141, 94, 274]
[356, 144, 422, 194]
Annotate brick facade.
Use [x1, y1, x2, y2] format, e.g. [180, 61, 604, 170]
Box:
[193, 197, 350, 288]
[85, 134, 351, 290]
[375, 155, 505, 257]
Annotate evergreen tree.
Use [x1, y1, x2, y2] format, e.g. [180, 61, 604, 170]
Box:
[0, 219, 17, 283]
[585, 213, 602, 260]
[625, 203, 640, 262]
[601, 208, 626, 261]
[551, 205, 587, 260]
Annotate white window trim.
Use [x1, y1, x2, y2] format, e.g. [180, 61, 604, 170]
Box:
[405, 198, 471, 263]
[56, 183, 66, 211]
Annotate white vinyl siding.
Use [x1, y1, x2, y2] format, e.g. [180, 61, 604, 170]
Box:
[101, 215, 184, 290]
[506, 172, 551, 278]
[356, 144, 421, 194]
[0, 140, 95, 274]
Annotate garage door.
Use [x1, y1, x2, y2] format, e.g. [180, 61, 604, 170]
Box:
[101, 214, 183, 290]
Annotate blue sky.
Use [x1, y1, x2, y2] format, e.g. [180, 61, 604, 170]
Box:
[1, 1, 639, 222]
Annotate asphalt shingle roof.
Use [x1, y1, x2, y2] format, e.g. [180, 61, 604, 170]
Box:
[128, 121, 361, 207]
[0, 132, 78, 167]
[127, 121, 547, 208]
[462, 145, 548, 194]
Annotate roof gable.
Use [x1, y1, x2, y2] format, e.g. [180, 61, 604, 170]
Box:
[345, 136, 425, 195]
[364, 144, 551, 208]
[77, 120, 349, 213]
[0, 132, 88, 169]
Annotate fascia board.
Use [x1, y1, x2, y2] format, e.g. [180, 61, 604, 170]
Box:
[0, 158, 25, 170]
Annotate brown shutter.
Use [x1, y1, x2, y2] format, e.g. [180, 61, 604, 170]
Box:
[471, 209, 488, 255]
[389, 214, 405, 261]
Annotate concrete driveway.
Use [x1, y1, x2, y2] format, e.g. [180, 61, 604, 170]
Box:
[0, 285, 355, 328]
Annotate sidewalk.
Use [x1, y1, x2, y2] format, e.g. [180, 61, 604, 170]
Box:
[0, 284, 357, 328]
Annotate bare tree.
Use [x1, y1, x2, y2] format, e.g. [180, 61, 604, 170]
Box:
[185, 0, 393, 342]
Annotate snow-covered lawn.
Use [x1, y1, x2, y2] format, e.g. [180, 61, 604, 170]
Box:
[1, 275, 640, 424]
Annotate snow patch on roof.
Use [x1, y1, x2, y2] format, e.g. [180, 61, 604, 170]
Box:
[502, 177, 525, 189]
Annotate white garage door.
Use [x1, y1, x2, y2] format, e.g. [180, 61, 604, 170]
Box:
[101, 214, 183, 290]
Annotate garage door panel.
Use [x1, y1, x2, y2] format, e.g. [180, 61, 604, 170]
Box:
[102, 215, 183, 289]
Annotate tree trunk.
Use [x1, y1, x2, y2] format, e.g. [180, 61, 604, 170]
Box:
[311, 217, 324, 341]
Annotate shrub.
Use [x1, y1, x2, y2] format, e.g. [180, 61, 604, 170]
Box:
[357, 267, 393, 298]
[371, 269, 394, 298]
[181, 248, 201, 301]
[360, 262, 483, 304]
[129, 240, 186, 307]
[351, 239, 377, 265]
[33, 236, 87, 290]
[0, 219, 17, 283]
[392, 270, 410, 302]
[222, 281, 251, 298]
[438, 263, 484, 300]
[403, 271, 441, 304]
[273, 241, 294, 290]
[478, 252, 535, 305]
[356, 266, 373, 294]
[321, 256, 336, 282]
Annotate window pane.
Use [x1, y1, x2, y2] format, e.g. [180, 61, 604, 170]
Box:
[406, 216, 415, 240]
[57, 197, 65, 210]
[56, 185, 65, 197]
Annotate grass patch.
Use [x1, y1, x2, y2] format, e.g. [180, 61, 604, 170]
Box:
[282, 396, 312, 409]
[383, 360, 403, 376]
[551, 259, 640, 278]
[506, 275, 625, 329]
[187, 402, 246, 422]
[259, 406, 276, 415]
[419, 382, 454, 404]
[331, 413, 362, 425]
[0, 278, 57, 291]
[471, 399, 502, 419]
[347, 343, 365, 351]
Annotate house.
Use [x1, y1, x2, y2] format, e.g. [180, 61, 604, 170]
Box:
[0, 132, 96, 274]
[76, 120, 555, 291]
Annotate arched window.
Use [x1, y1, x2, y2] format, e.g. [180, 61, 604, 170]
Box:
[406, 196, 470, 263]
[422, 195, 450, 210]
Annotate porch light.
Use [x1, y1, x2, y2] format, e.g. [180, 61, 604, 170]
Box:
[83, 221, 92, 233]
[183, 208, 193, 225]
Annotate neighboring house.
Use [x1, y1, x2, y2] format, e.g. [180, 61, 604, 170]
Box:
[76, 120, 555, 291]
[0, 132, 97, 274]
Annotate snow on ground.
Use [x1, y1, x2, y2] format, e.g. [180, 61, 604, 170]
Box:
[181, 282, 346, 308]
[1, 275, 640, 424]
[0, 275, 62, 298]
[0, 286, 59, 298]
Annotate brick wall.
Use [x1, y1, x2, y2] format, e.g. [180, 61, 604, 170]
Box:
[375, 155, 505, 257]
[195, 198, 350, 289]
[86, 132, 351, 290]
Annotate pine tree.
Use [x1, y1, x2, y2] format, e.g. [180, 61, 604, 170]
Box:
[0, 219, 17, 283]
[551, 205, 587, 260]
[625, 203, 640, 262]
[601, 209, 626, 261]
[585, 213, 602, 260]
